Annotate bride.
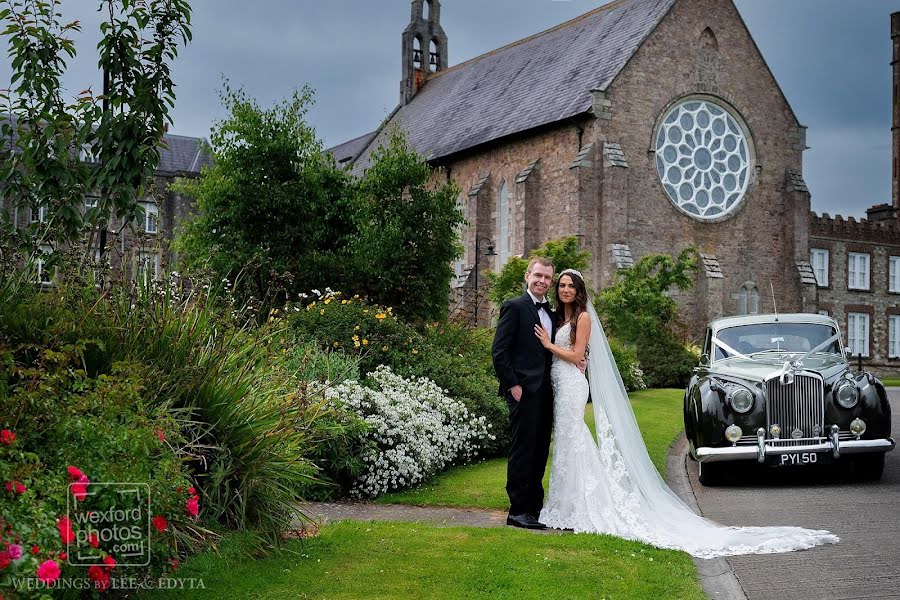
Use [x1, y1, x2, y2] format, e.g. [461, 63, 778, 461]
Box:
[532, 268, 839, 558]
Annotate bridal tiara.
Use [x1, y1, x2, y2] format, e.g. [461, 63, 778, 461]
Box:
[559, 268, 584, 280]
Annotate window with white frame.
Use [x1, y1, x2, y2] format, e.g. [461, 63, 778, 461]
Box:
[846, 312, 870, 357]
[139, 202, 158, 234]
[737, 283, 759, 315]
[889, 315, 900, 358]
[35, 246, 53, 285]
[847, 252, 870, 290]
[31, 204, 48, 224]
[84, 196, 98, 210]
[496, 180, 509, 270]
[134, 252, 160, 284]
[890, 256, 900, 293]
[810, 248, 829, 287]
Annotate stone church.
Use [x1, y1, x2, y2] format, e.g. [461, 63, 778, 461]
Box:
[332, 0, 900, 376]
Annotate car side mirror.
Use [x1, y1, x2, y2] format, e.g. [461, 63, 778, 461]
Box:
[699, 353, 710, 367]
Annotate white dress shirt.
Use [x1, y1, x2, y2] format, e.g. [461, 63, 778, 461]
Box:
[527, 290, 553, 334]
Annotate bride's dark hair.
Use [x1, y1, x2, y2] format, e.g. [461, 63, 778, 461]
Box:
[555, 271, 588, 345]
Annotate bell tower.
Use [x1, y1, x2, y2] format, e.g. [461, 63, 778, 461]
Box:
[401, 0, 448, 105]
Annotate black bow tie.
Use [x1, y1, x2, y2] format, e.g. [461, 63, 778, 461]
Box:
[534, 301, 549, 311]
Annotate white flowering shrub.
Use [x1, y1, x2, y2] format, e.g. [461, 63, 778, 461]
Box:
[629, 364, 647, 391]
[325, 365, 493, 498]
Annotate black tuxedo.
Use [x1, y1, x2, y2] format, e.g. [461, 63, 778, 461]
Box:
[491, 292, 556, 517]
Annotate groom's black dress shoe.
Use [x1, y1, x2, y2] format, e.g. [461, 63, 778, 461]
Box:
[506, 513, 547, 530]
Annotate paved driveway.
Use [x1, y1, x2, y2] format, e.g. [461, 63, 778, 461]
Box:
[685, 390, 899, 600]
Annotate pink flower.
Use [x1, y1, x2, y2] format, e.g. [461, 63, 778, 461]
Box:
[71, 475, 89, 502]
[151, 515, 168, 532]
[185, 497, 199, 517]
[87, 564, 110, 590]
[156, 430, 166, 442]
[36, 559, 60, 584]
[7, 544, 22, 560]
[0, 429, 15, 446]
[67, 466, 83, 481]
[57, 517, 74, 545]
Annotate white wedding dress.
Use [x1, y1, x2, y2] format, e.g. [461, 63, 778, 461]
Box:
[539, 305, 839, 558]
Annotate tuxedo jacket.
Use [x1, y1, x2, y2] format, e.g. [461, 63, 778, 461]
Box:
[491, 292, 557, 397]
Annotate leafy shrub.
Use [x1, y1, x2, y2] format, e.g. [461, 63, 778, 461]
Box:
[326, 366, 493, 498]
[634, 336, 697, 389]
[289, 292, 507, 455]
[0, 351, 194, 592]
[606, 337, 647, 392]
[487, 236, 591, 305]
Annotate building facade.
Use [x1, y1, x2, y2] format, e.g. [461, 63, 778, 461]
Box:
[332, 0, 900, 376]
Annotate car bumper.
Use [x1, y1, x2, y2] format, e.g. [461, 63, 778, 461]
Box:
[696, 436, 896, 463]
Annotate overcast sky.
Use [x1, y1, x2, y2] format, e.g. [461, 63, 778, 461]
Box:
[2, 0, 898, 218]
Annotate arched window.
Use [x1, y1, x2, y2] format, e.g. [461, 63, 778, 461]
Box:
[497, 180, 509, 270]
[453, 195, 466, 284]
[413, 37, 423, 69]
[429, 40, 439, 72]
[424, 0, 432, 21]
[738, 282, 759, 315]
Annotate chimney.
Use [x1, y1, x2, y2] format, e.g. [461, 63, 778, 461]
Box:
[866, 203, 897, 222]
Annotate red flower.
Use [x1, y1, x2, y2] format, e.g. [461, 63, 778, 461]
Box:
[67, 466, 83, 480]
[36, 560, 60, 584]
[57, 517, 74, 545]
[3, 482, 10, 493]
[151, 515, 168, 532]
[71, 475, 90, 502]
[0, 430, 14, 446]
[59, 551, 67, 561]
[185, 497, 199, 517]
[87, 565, 110, 590]
[0, 550, 9, 569]
[156, 430, 166, 442]
[170, 558, 179, 572]
[102, 555, 115, 570]
[5, 481, 24, 495]
[31, 545, 40, 555]
[188, 487, 196, 495]
[13, 482, 24, 495]
[88, 532, 99, 548]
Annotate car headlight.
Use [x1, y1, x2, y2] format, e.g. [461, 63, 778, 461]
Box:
[835, 380, 859, 409]
[729, 388, 754, 414]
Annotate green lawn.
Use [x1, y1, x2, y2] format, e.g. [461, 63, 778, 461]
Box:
[881, 376, 900, 387]
[148, 521, 704, 600]
[378, 389, 685, 510]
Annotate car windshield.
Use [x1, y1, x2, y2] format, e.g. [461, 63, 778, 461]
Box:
[713, 322, 840, 361]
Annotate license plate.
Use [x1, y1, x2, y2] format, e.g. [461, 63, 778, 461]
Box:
[767, 451, 831, 467]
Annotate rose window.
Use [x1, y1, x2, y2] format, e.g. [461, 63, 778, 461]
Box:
[655, 99, 751, 220]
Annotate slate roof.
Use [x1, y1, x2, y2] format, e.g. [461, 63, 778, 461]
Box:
[350, 0, 677, 172]
[3, 115, 209, 174]
[329, 130, 377, 165]
[158, 134, 212, 173]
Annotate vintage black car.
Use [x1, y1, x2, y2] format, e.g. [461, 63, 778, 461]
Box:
[684, 313, 895, 485]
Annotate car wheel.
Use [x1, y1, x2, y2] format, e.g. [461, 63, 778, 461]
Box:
[851, 454, 885, 482]
[698, 461, 726, 486]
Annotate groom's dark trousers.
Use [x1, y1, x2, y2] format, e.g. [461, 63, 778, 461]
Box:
[492, 293, 555, 517]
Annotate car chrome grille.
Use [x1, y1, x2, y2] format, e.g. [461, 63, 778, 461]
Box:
[765, 374, 825, 447]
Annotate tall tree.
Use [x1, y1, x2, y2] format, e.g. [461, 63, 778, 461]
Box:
[173, 84, 354, 304]
[351, 128, 463, 322]
[0, 0, 192, 259]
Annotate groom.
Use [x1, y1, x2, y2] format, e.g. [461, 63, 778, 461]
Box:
[492, 256, 555, 530]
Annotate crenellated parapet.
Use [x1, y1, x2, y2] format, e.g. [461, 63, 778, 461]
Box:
[808, 211, 900, 245]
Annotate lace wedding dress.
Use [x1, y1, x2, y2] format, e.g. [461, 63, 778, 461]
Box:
[539, 306, 839, 558]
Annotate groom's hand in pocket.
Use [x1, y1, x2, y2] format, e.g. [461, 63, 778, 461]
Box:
[510, 385, 523, 402]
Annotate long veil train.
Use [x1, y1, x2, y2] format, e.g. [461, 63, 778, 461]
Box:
[583, 301, 839, 558]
